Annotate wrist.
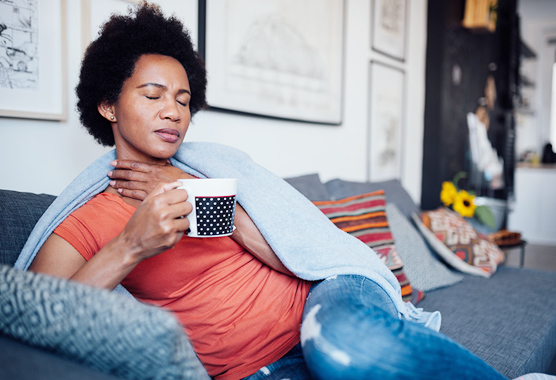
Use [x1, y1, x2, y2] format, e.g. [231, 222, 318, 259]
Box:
[110, 232, 145, 268]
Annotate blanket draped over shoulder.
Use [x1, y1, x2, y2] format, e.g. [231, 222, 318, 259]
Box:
[14, 142, 440, 329]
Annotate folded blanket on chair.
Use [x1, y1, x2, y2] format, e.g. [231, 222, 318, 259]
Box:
[14, 142, 440, 328]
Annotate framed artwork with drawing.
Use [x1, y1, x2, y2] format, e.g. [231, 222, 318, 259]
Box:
[367, 61, 405, 182]
[81, 0, 141, 50]
[0, 0, 67, 120]
[81, 0, 194, 54]
[371, 0, 407, 61]
[199, 0, 344, 124]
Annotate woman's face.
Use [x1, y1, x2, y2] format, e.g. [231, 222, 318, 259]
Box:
[101, 54, 192, 163]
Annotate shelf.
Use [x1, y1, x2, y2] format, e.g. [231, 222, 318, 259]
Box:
[520, 75, 535, 88]
[521, 40, 537, 59]
[516, 108, 536, 116]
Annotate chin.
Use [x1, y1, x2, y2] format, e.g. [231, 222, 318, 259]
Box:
[146, 140, 184, 160]
[152, 149, 179, 160]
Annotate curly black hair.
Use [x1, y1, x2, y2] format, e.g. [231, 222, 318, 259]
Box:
[76, 2, 207, 146]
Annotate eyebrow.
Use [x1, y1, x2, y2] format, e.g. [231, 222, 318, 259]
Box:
[137, 82, 191, 95]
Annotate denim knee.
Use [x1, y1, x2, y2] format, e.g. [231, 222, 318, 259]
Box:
[301, 299, 413, 380]
[299, 276, 507, 380]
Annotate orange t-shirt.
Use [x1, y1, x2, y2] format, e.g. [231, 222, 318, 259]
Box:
[54, 193, 311, 380]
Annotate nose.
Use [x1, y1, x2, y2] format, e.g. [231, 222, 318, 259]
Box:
[159, 98, 181, 122]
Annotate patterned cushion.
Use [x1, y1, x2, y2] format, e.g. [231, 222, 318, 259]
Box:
[0, 265, 209, 380]
[413, 208, 505, 277]
[313, 191, 424, 304]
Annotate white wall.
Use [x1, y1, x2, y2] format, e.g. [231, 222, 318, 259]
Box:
[517, 0, 556, 157]
[508, 166, 556, 245]
[518, 21, 556, 156]
[0, 0, 428, 204]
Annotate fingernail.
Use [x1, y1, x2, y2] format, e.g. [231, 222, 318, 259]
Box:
[110, 180, 116, 187]
[107, 171, 113, 177]
[110, 160, 117, 166]
[117, 188, 123, 193]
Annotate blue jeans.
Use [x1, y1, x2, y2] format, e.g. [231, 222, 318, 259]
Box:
[244, 275, 507, 380]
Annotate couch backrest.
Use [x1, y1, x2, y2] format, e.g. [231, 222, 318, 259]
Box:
[0, 177, 418, 267]
[324, 178, 420, 219]
[0, 190, 55, 266]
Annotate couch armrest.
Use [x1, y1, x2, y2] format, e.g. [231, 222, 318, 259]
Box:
[0, 334, 120, 380]
[0, 189, 55, 266]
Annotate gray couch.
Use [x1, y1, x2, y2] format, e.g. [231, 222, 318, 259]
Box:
[1, 174, 556, 379]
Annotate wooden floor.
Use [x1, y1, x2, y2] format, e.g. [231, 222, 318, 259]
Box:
[502, 243, 556, 272]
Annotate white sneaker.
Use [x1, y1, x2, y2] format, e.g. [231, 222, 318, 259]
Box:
[402, 302, 442, 332]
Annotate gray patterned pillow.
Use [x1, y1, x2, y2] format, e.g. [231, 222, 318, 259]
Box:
[386, 204, 464, 291]
[0, 265, 209, 380]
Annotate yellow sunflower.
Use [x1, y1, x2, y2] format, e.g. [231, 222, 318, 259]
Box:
[453, 190, 477, 218]
[440, 181, 458, 206]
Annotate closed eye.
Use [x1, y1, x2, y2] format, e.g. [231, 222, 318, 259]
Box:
[145, 96, 159, 100]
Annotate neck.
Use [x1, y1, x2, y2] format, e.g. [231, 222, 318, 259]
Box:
[115, 146, 169, 166]
[106, 148, 172, 208]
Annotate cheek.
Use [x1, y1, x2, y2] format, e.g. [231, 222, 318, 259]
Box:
[115, 109, 149, 140]
[181, 107, 192, 125]
[117, 105, 151, 128]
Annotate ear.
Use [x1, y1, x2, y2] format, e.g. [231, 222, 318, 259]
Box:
[98, 101, 117, 122]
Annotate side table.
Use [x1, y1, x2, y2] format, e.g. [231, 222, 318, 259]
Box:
[500, 240, 528, 268]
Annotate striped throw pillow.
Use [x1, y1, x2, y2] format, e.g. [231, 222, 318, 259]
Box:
[314, 190, 424, 304]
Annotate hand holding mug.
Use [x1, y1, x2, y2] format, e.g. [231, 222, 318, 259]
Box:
[118, 181, 191, 261]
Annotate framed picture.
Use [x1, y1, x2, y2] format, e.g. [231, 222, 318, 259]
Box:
[371, 0, 407, 61]
[0, 0, 67, 120]
[199, 0, 344, 124]
[81, 0, 140, 50]
[367, 61, 405, 182]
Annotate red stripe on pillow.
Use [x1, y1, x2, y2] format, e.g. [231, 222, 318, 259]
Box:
[313, 190, 385, 206]
[316, 199, 386, 215]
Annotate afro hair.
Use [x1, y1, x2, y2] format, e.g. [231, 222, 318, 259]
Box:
[76, 2, 207, 146]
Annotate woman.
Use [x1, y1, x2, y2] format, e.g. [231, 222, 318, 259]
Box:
[25, 3, 552, 380]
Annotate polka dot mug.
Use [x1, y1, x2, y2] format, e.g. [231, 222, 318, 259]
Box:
[178, 178, 238, 238]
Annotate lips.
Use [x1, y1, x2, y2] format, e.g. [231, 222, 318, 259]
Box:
[154, 128, 180, 143]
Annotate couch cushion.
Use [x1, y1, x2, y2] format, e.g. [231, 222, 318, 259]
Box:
[313, 190, 424, 304]
[0, 189, 55, 267]
[386, 203, 463, 291]
[284, 173, 331, 202]
[0, 265, 209, 380]
[414, 208, 505, 277]
[418, 267, 556, 379]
